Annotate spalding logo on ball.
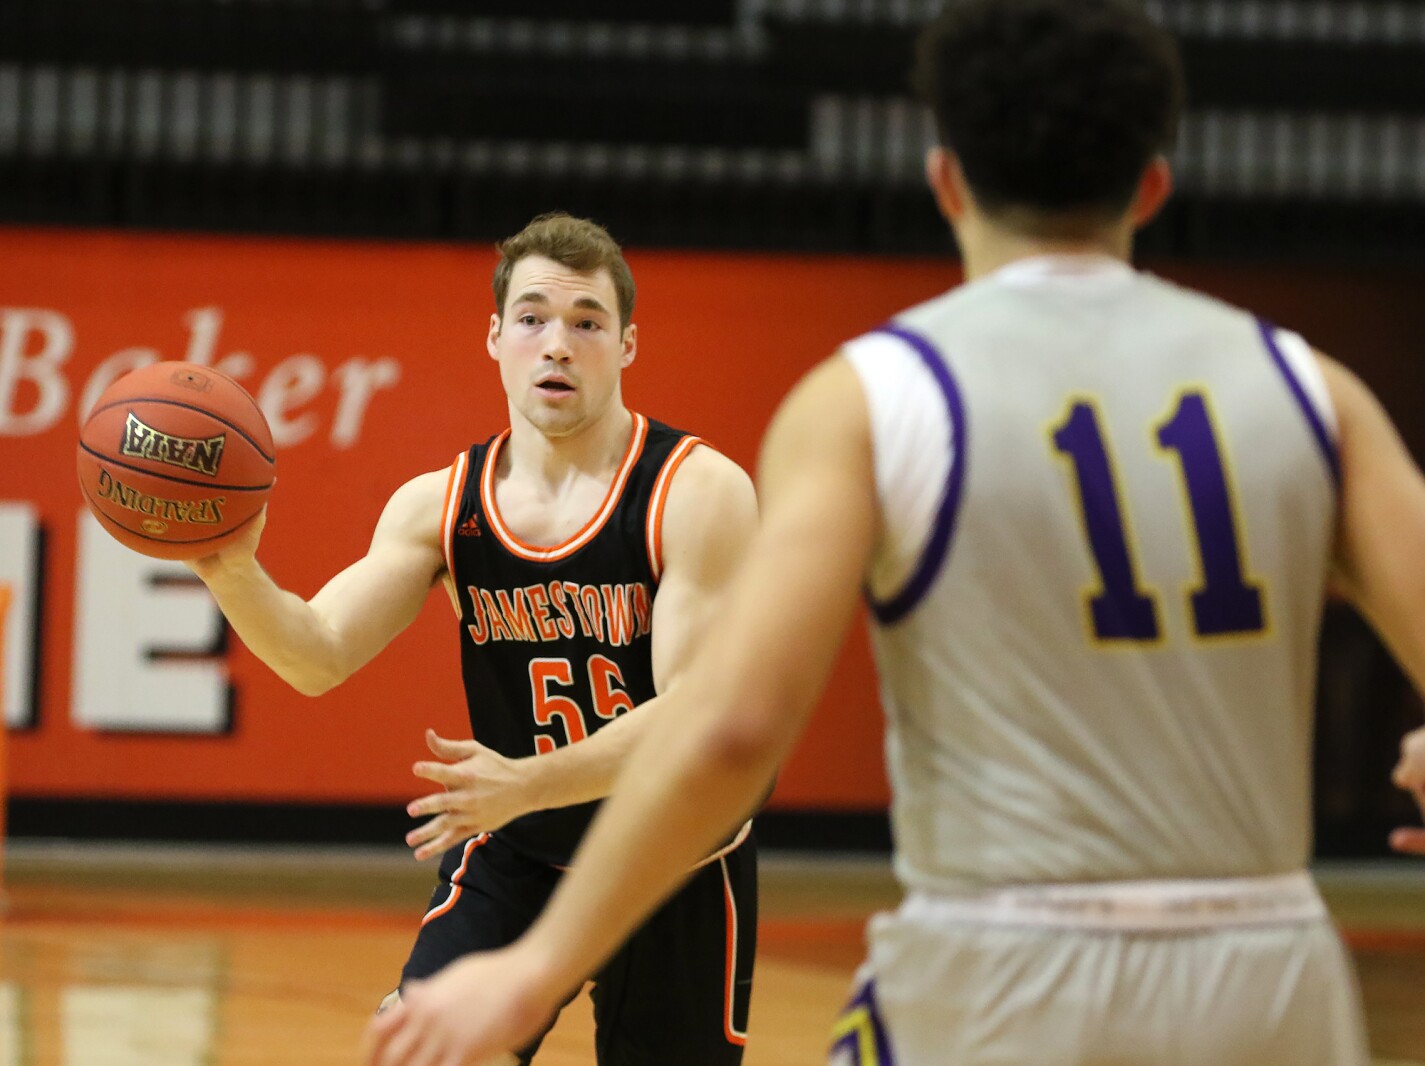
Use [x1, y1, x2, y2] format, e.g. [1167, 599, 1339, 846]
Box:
[77, 361, 276, 560]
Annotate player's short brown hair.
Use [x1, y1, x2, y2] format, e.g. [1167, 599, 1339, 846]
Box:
[493, 213, 636, 329]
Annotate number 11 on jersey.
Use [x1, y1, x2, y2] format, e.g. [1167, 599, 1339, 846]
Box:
[1052, 390, 1266, 644]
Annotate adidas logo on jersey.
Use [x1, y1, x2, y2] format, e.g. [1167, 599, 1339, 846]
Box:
[456, 515, 481, 537]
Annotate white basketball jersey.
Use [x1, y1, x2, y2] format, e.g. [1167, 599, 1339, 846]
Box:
[844, 256, 1339, 894]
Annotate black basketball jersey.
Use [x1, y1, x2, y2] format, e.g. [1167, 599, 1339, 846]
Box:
[439, 413, 705, 866]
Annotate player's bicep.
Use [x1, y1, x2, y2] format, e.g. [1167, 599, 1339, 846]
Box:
[1324, 355, 1425, 691]
[307, 470, 449, 673]
[649, 448, 758, 692]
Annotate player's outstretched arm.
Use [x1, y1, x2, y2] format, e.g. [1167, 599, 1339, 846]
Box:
[1319, 355, 1425, 854]
[187, 469, 449, 696]
[365, 355, 879, 1065]
[402, 446, 759, 859]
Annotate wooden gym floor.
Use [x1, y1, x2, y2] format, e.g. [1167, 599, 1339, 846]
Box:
[1, 843, 1422, 1065]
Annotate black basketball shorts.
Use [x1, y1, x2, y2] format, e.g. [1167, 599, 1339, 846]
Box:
[401, 829, 757, 1066]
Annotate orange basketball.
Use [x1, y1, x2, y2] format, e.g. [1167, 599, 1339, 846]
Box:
[77, 361, 276, 560]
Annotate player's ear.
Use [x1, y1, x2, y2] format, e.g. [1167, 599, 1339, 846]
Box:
[1131, 156, 1173, 229]
[487, 313, 502, 360]
[620, 323, 637, 369]
[925, 146, 967, 224]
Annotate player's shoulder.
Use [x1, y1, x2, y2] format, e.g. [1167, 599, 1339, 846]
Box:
[1131, 269, 1276, 329]
[395, 466, 455, 501]
[375, 465, 459, 538]
[670, 441, 751, 495]
[656, 441, 756, 546]
[638, 416, 749, 485]
[1313, 349, 1382, 427]
[656, 442, 758, 573]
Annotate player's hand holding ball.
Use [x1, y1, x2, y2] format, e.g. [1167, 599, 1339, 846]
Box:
[77, 361, 275, 561]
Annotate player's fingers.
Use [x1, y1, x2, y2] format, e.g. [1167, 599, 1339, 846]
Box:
[404, 1031, 449, 1066]
[406, 815, 444, 848]
[1389, 827, 1425, 856]
[407, 789, 455, 819]
[379, 1013, 438, 1066]
[415, 829, 468, 863]
[426, 729, 477, 759]
[363, 1002, 407, 1065]
[413, 761, 460, 787]
[1398, 730, 1425, 773]
[1395, 772, 1425, 798]
[410, 822, 452, 860]
[1392, 749, 1420, 786]
[440, 791, 480, 821]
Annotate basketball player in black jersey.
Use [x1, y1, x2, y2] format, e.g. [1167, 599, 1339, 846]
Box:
[187, 213, 759, 1065]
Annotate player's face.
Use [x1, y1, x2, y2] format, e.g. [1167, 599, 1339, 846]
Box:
[489, 256, 636, 439]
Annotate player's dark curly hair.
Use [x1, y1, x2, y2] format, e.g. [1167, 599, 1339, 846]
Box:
[912, 0, 1183, 224]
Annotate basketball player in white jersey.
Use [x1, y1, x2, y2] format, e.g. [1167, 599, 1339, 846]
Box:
[367, 2, 1425, 1063]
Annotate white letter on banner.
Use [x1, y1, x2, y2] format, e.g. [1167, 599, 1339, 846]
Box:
[0, 307, 74, 436]
[330, 356, 401, 448]
[0, 502, 41, 729]
[182, 306, 223, 365]
[256, 354, 325, 447]
[72, 511, 231, 733]
[76, 347, 159, 425]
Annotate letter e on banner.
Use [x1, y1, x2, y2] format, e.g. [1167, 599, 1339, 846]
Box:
[72, 512, 232, 733]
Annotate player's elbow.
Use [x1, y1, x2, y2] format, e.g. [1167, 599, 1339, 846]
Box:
[285, 661, 348, 698]
[280, 633, 360, 696]
[702, 705, 784, 775]
[289, 674, 335, 698]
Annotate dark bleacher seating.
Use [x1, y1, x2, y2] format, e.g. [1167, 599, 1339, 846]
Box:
[0, 0, 1421, 258]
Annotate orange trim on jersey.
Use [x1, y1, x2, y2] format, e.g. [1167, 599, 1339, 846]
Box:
[720, 855, 748, 1047]
[440, 451, 470, 589]
[696, 818, 752, 870]
[645, 435, 704, 582]
[480, 414, 649, 563]
[420, 833, 489, 926]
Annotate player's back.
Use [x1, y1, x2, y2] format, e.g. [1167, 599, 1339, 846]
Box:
[844, 257, 1338, 893]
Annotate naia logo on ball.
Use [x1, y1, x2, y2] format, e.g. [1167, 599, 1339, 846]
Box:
[120, 412, 226, 477]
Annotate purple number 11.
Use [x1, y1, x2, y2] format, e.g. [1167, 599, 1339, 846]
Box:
[1053, 393, 1265, 642]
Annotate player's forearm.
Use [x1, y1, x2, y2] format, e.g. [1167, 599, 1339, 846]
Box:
[519, 698, 664, 809]
[199, 560, 349, 696]
[523, 692, 778, 984]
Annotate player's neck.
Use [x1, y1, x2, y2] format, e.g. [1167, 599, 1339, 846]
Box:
[504, 404, 636, 492]
[958, 218, 1134, 283]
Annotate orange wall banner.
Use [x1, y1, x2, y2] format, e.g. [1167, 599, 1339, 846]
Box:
[4, 227, 1424, 816]
[1, 227, 964, 811]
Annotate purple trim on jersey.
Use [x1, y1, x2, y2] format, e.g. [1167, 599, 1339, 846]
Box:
[1257, 317, 1340, 488]
[829, 979, 896, 1065]
[867, 324, 967, 625]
